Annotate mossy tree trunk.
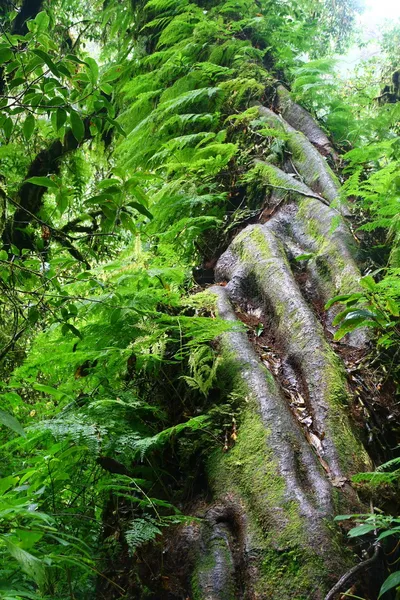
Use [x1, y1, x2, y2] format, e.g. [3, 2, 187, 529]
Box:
[99, 2, 386, 598]
[185, 108, 374, 600]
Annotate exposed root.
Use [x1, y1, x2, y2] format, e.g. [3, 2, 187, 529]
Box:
[210, 285, 334, 520]
[276, 85, 337, 159]
[256, 105, 346, 212]
[192, 504, 238, 600]
[187, 99, 379, 598]
[253, 161, 368, 348]
[215, 225, 370, 479]
[324, 543, 381, 600]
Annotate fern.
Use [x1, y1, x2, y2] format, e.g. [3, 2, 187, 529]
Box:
[181, 345, 221, 396]
[125, 517, 162, 555]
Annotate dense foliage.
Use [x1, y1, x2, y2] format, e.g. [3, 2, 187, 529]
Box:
[0, 0, 399, 598]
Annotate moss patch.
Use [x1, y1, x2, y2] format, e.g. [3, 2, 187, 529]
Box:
[207, 405, 331, 599]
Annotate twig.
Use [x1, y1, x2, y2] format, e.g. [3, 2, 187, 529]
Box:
[324, 543, 381, 600]
[264, 182, 331, 205]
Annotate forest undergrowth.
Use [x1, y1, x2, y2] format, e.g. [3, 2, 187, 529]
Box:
[0, 0, 399, 598]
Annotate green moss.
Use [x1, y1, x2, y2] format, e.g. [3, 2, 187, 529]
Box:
[322, 351, 372, 476]
[208, 398, 308, 542]
[207, 405, 331, 599]
[191, 534, 235, 600]
[256, 546, 327, 600]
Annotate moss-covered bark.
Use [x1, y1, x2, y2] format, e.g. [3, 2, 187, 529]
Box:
[184, 95, 374, 599]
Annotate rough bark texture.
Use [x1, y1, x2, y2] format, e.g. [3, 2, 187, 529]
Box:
[183, 94, 375, 600]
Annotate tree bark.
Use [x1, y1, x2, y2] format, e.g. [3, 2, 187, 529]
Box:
[178, 99, 375, 600]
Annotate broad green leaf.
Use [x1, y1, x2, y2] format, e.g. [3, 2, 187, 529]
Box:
[0, 46, 13, 65]
[98, 178, 121, 189]
[34, 11, 50, 31]
[65, 54, 89, 66]
[3, 539, 46, 586]
[69, 109, 85, 142]
[0, 476, 19, 495]
[0, 409, 25, 436]
[85, 193, 115, 205]
[32, 49, 59, 77]
[25, 177, 58, 189]
[386, 298, 399, 317]
[102, 64, 124, 82]
[120, 212, 136, 233]
[377, 528, 400, 540]
[3, 116, 13, 139]
[334, 317, 374, 340]
[85, 57, 99, 84]
[359, 275, 376, 291]
[32, 383, 70, 401]
[100, 82, 113, 94]
[129, 202, 153, 220]
[332, 307, 376, 326]
[379, 571, 400, 597]
[324, 292, 363, 310]
[23, 114, 35, 141]
[61, 323, 82, 339]
[15, 530, 44, 550]
[56, 107, 67, 132]
[347, 523, 376, 537]
[28, 307, 40, 324]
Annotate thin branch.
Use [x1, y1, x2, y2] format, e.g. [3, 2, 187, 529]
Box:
[324, 544, 381, 600]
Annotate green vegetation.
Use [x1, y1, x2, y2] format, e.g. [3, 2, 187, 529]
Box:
[0, 0, 399, 598]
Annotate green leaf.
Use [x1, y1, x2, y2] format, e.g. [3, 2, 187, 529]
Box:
[23, 114, 35, 141]
[3, 539, 46, 586]
[377, 528, 400, 541]
[347, 523, 376, 537]
[56, 107, 67, 132]
[0, 46, 13, 65]
[25, 177, 58, 189]
[120, 212, 136, 233]
[84, 193, 115, 206]
[28, 306, 40, 324]
[61, 323, 82, 339]
[34, 11, 50, 31]
[0, 250, 8, 261]
[379, 571, 400, 598]
[100, 82, 113, 95]
[386, 298, 399, 317]
[324, 293, 363, 310]
[65, 54, 89, 66]
[129, 202, 153, 220]
[32, 383, 70, 401]
[98, 178, 121, 189]
[32, 49, 59, 77]
[69, 109, 85, 142]
[359, 275, 376, 291]
[105, 116, 126, 137]
[0, 409, 25, 437]
[3, 116, 13, 139]
[85, 57, 99, 84]
[110, 308, 123, 323]
[295, 253, 314, 261]
[102, 64, 124, 82]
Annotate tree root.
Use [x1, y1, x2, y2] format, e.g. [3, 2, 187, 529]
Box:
[275, 85, 337, 159]
[179, 100, 375, 599]
[256, 104, 345, 211]
[324, 544, 381, 600]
